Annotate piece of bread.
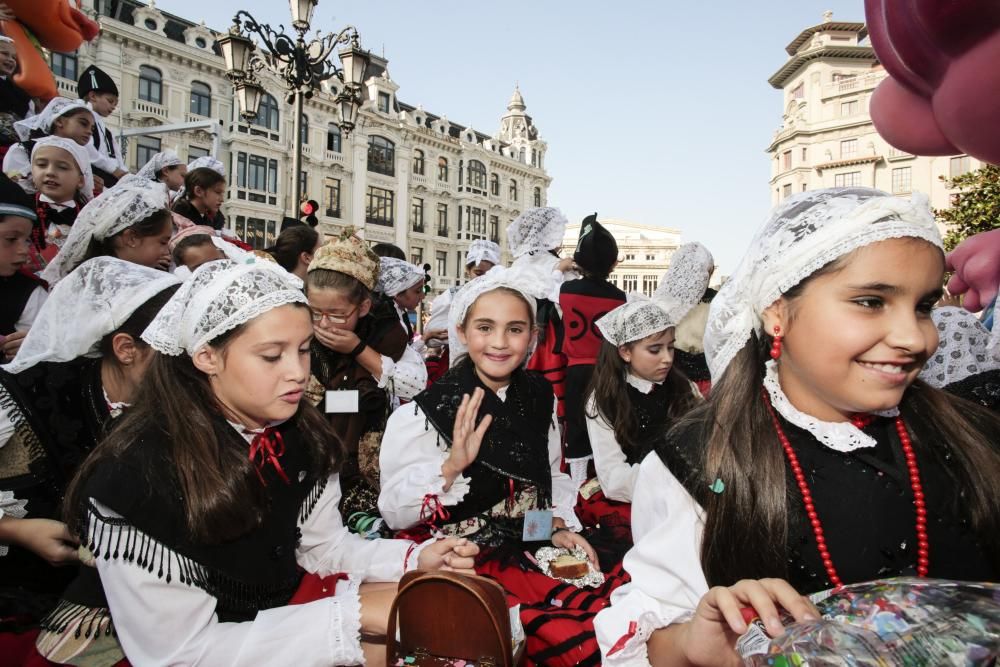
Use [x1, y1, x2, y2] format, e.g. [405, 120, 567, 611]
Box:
[550, 553, 589, 579]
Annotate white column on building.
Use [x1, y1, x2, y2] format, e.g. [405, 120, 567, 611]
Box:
[350, 130, 368, 233]
[394, 143, 411, 252]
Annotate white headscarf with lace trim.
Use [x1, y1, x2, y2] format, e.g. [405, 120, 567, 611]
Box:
[3, 257, 180, 373]
[705, 187, 943, 382]
[142, 259, 305, 356]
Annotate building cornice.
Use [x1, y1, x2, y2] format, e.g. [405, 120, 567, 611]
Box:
[768, 46, 876, 89]
[765, 118, 876, 153]
[814, 154, 883, 172]
[785, 22, 867, 55]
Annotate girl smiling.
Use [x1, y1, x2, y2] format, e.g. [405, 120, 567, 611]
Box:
[595, 188, 1000, 666]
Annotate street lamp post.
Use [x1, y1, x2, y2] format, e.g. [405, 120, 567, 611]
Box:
[216, 0, 369, 217]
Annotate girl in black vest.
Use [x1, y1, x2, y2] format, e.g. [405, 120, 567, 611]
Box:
[0, 172, 43, 361]
[595, 188, 1000, 666]
[380, 266, 627, 667]
[0, 258, 179, 647]
[171, 167, 226, 230]
[63, 259, 476, 666]
[581, 295, 700, 555]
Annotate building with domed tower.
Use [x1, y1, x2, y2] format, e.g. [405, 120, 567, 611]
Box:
[766, 11, 981, 215]
[48, 0, 551, 293]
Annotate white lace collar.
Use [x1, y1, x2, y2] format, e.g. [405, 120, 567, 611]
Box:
[625, 372, 660, 395]
[227, 418, 290, 443]
[763, 360, 898, 453]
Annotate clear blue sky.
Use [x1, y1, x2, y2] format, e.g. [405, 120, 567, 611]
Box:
[157, 0, 866, 272]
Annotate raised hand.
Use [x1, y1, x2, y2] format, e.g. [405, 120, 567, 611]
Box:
[442, 389, 492, 489]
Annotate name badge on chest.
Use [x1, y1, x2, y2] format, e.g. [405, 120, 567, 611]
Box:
[325, 390, 359, 414]
[522, 509, 553, 542]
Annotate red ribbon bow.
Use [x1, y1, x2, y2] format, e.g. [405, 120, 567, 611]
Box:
[607, 621, 638, 656]
[248, 428, 290, 486]
[419, 493, 451, 527]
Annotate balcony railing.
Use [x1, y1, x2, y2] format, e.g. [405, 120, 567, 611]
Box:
[131, 99, 168, 118]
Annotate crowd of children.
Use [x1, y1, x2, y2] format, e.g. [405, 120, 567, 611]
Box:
[1, 28, 999, 667]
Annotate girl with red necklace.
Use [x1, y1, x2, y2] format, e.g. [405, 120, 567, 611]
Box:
[595, 187, 1000, 667]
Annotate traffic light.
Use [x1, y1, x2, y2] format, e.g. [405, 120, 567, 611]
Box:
[300, 199, 319, 227]
[422, 263, 432, 294]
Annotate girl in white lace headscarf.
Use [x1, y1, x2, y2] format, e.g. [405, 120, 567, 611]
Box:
[130, 150, 186, 200]
[41, 177, 173, 285]
[59, 258, 475, 666]
[0, 257, 179, 595]
[506, 206, 578, 302]
[595, 188, 1000, 665]
[3, 98, 94, 192]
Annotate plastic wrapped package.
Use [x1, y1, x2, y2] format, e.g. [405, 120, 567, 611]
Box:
[739, 578, 1000, 666]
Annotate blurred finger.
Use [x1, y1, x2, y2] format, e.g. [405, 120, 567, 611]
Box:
[761, 579, 819, 622]
[733, 580, 783, 636]
[710, 586, 748, 634]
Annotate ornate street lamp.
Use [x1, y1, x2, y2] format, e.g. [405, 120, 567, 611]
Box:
[216, 0, 368, 216]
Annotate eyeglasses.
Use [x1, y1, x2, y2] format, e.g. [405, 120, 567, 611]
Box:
[309, 306, 357, 324]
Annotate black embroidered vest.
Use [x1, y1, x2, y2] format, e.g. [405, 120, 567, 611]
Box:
[655, 407, 998, 594]
[78, 417, 328, 622]
[414, 361, 554, 544]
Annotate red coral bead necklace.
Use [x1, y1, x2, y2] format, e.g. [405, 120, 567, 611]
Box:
[762, 391, 930, 588]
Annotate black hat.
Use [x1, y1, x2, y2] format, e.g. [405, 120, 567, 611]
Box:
[573, 213, 618, 276]
[0, 173, 37, 222]
[78, 65, 119, 98]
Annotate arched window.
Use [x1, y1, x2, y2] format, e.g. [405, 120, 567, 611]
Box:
[367, 135, 395, 176]
[490, 173, 499, 196]
[255, 94, 280, 131]
[190, 81, 211, 117]
[438, 157, 449, 182]
[509, 179, 518, 202]
[138, 65, 162, 104]
[300, 114, 309, 145]
[413, 149, 425, 176]
[327, 123, 341, 153]
[466, 160, 487, 190]
[533, 187, 541, 207]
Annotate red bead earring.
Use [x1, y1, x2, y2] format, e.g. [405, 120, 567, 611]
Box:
[770, 326, 783, 360]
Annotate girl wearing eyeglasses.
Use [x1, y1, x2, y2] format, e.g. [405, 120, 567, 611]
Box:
[304, 229, 415, 528]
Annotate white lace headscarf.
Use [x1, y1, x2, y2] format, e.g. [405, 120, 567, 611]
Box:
[187, 156, 225, 175]
[447, 265, 540, 367]
[134, 150, 184, 181]
[377, 257, 424, 296]
[596, 295, 679, 347]
[13, 97, 92, 141]
[656, 242, 714, 324]
[2, 257, 180, 374]
[466, 239, 501, 267]
[142, 260, 306, 356]
[41, 177, 170, 285]
[506, 207, 568, 258]
[30, 136, 95, 203]
[919, 306, 1000, 388]
[705, 187, 943, 382]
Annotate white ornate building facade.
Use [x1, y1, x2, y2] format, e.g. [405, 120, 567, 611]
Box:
[767, 12, 982, 213]
[561, 220, 686, 296]
[53, 0, 551, 294]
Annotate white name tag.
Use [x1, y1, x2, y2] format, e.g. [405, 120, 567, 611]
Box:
[325, 390, 359, 413]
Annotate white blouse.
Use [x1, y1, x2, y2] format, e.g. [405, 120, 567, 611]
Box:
[377, 343, 427, 403]
[585, 374, 661, 503]
[378, 390, 582, 533]
[93, 474, 428, 666]
[593, 458, 707, 666]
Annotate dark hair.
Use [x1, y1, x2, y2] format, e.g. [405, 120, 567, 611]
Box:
[578, 266, 612, 281]
[170, 233, 215, 267]
[587, 338, 699, 461]
[33, 107, 92, 139]
[82, 208, 172, 263]
[266, 225, 319, 273]
[690, 258, 1000, 587]
[371, 242, 405, 260]
[305, 268, 370, 305]
[156, 164, 185, 183]
[98, 284, 181, 364]
[183, 167, 226, 201]
[66, 303, 342, 543]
